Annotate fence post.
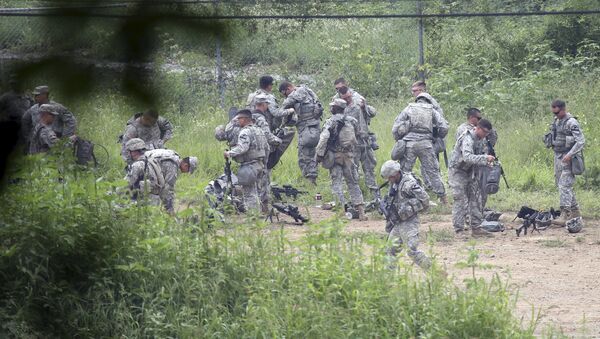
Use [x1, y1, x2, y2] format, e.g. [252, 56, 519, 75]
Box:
[417, 0, 425, 81]
[216, 33, 225, 109]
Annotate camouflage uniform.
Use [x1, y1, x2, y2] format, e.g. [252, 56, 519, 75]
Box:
[252, 110, 282, 212]
[456, 122, 499, 208]
[29, 122, 59, 154]
[315, 113, 364, 207]
[546, 113, 585, 212]
[344, 100, 378, 192]
[448, 129, 489, 232]
[228, 123, 269, 212]
[144, 149, 181, 213]
[415, 93, 445, 190]
[22, 101, 76, 145]
[392, 97, 448, 198]
[121, 116, 173, 162]
[385, 171, 431, 270]
[126, 154, 164, 207]
[281, 85, 322, 181]
[215, 120, 241, 147]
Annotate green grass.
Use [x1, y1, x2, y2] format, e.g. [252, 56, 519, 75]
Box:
[537, 238, 568, 248]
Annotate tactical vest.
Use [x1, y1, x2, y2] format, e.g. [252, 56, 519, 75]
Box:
[406, 102, 434, 134]
[296, 86, 323, 123]
[235, 125, 269, 164]
[551, 116, 576, 153]
[329, 115, 357, 151]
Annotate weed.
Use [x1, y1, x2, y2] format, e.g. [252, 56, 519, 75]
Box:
[538, 239, 568, 248]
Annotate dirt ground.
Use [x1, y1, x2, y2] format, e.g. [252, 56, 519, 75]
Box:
[268, 206, 600, 337]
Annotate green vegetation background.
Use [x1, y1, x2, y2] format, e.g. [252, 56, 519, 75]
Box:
[1, 0, 599, 337]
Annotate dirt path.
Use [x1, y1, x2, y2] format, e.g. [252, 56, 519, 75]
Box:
[269, 206, 600, 337]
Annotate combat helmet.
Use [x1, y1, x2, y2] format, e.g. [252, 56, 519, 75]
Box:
[125, 138, 147, 151]
[566, 216, 583, 233]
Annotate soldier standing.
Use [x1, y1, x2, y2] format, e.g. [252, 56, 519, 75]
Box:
[448, 119, 496, 237]
[120, 109, 173, 163]
[22, 85, 77, 151]
[224, 109, 269, 213]
[545, 100, 585, 225]
[315, 99, 367, 221]
[279, 81, 323, 185]
[392, 88, 449, 204]
[338, 86, 378, 196]
[379, 160, 431, 270]
[28, 104, 60, 154]
[410, 81, 447, 191]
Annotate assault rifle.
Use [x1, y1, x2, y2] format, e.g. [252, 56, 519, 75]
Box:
[271, 184, 307, 201]
[514, 206, 560, 237]
[266, 202, 309, 224]
[367, 181, 390, 218]
[487, 140, 509, 189]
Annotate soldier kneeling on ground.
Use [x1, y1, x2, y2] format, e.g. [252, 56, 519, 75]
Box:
[125, 138, 196, 214]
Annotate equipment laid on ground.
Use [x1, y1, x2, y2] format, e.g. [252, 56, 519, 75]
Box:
[265, 202, 309, 224]
[514, 206, 560, 237]
[271, 184, 307, 201]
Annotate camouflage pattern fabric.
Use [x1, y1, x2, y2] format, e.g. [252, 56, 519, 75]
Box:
[449, 130, 489, 231]
[121, 117, 173, 161]
[22, 101, 77, 142]
[126, 156, 163, 207]
[28, 123, 59, 154]
[401, 140, 446, 197]
[385, 174, 431, 270]
[251, 111, 282, 147]
[549, 113, 585, 209]
[246, 88, 289, 121]
[344, 101, 377, 191]
[145, 149, 181, 214]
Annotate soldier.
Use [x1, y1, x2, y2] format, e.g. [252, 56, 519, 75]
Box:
[28, 104, 60, 154]
[279, 81, 323, 185]
[448, 119, 496, 237]
[379, 160, 432, 270]
[338, 86, 378, 196]
[247, 77, 296, 170]
[125, 138, 196, 213]
[22, 85, 77, 151]
[456, 108, 499, 208]
[252, 94, 282, 213]
[224, 109, 269, 213]
[544, 100, 585, 225]
[392, 87, 449, 204]
[315, 98, 367, 221]
[144, 148, 197, 214]
[332, 78, 379, 150]
[410, 81, 447, 191]
[120, 109, 173, 163]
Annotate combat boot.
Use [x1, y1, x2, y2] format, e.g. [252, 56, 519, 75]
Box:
[551, 206, 571, 227]
[570, 206, 581, 218]
[356, 204, 368, 221]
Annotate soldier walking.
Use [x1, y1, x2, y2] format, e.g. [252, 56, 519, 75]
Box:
[315, 99, 367, 221]
[379, 160, 431, 270]
[279, 81, 323, 185]
[224, 109, 270, 213]
[544, 100, 585, 225]
[448, 119, 496, 237]
[392, 86, 449, 204]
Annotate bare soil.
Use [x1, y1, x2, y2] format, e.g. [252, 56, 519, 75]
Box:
[268, 206, 600, 337]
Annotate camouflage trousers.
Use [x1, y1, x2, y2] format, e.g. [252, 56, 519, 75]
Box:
[268, 127, 295, 169]
[160, 160, 179, 214]
[401, 140, 446, 197]
[239, 162, 265, 213]
[330, 151, 364, 206]
[386, 216, 431, 270]
[354, 141, 378, 191]
[259, 167, 272, 213]
[449, 167, 483, 231]
[554, 153, 578, 208]
[297, 123, 319, 180]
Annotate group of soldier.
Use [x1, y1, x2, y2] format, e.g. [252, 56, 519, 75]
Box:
[0, 75, 586, 270]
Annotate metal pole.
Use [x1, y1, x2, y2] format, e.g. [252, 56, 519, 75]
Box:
[216, 33, 225, 109]
[417, 0, 425, 80]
